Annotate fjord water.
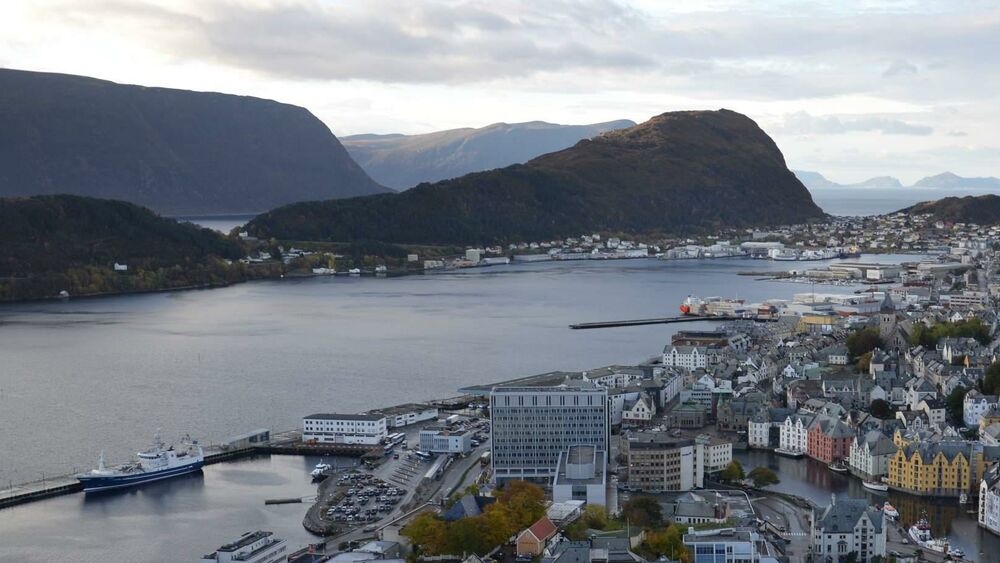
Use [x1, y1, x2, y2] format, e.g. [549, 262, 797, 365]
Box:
[809, 186, 1000, 216]
[0, 255, 939, 561]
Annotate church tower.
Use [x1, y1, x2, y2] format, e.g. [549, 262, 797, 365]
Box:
[879, 292, 896, 347]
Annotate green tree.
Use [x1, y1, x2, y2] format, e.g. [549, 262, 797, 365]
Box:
[847, 327, 883, 358]
[748, 467, 780, 488]
[645, 526, 691, 562]
[403, 512, 447, 554]
[719, 460, 745, 481]
[869, 399, 893, 419]
[857, 350, 874, 372]
[946, 386, 969, 425]
[498, 480, 546, 530]
[622, 496, 663, 528]
[984, 362, 1000, 395]
[581, 504, 609, 530]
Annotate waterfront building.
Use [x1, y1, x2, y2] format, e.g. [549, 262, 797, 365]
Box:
[980, 465, 1000, 536]
[810, 496, 886, 562]
[623, 433, 704, 492]
[697, 434, 733, 473]
[302, 413, 387, 445]
[887, 440, 974, 497]
[965, 390, 1000, 428]
[201, 531, 287, 563]
[662, 345, 708, 370]
[683, 528, 780, 563]
[779, 413, 812, 455]
[419, 426, 473, 454]
[748, 413, 770, 449]
[806, 415, 855, 463]
[370, 404, 439, 428]
[490, 384, 608, 483]
[552, 445, 607, 507]
[848, 430, 898, 479]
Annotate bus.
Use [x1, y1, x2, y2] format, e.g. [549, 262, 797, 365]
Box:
[414, 450, 434, 460]
[479, 451, 491, 467]
[387, 433, 406, 446]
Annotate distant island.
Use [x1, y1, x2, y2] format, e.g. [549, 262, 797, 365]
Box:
[342, 119, 635, 190]
[0, 68, 388, 215]
[898, 194, 1000, 224]
[247, 109, 825, 245]
[796, 170, 1000, 191]
[0, 195, 275, 301]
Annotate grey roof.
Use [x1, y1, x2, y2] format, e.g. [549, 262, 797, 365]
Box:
[901, 441, 971, 463]
[880, 292, 895, 313]
[543, 542, 591, 563]
[304, 413, 385, 421]
[814, 498, 884, 534]
[859, 430, 898, 456]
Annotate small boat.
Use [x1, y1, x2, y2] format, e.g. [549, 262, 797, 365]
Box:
[862, 480, 889, 492]
[949, 547, 965, 558]
[310, 462, 332, 479]
[908, 514, 949, 554]
[882, 502, 899, 519]
[348, 268, 361, 275]
[774, 448, 805, 458]
[827, 460, 849, 473]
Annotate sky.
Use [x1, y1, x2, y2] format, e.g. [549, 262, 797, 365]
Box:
[2, 0, 998, 184]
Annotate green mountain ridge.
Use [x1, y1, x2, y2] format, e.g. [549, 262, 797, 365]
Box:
[0, 68, 388, 215]
[247, 109, 825, 245]
[899, 195, 1000, 224]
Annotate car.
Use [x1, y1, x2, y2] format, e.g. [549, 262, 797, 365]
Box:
[393, 453, 400, 459]
[363, 525, 377, 533]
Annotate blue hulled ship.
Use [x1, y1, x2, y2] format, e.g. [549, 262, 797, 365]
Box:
[77, 434, 204, 492]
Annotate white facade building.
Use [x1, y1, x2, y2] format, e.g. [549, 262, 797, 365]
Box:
[373, 404, 440, 428]
[302, 413, 387, 445]
[811, 496, 886, 562]
[662, 346, 708, 370]
[697, 435, 733, 473]
[748, 415, 771, 449]
[779, 414, 811, 455]
[419, 426, 473, 454]
[980, 467, 1000, 536]
[848, 430, 898, 479]
[965, 391, 999, 428]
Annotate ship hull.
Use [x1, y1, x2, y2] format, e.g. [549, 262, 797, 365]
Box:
[78, 460, 204, 492]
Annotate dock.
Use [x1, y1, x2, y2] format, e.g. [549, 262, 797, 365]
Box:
[569, 315, 741, 329]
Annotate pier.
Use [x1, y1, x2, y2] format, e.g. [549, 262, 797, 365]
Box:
[569, 315, 741, 329]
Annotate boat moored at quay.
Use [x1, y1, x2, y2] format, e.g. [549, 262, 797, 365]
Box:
[76, 434, 204, 492]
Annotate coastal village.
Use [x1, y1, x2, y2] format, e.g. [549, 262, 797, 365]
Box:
[190, 213, 1000, 562]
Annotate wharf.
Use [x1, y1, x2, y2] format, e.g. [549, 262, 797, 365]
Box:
[569, 315, 741, 329]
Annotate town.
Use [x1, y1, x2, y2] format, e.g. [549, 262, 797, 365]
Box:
[192, 214, 1000, 563]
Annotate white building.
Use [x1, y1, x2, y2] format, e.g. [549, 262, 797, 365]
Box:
[848, 430, 898, 479]
[965, 391, 999, 428]
[552, 445, 607, 507]
[419, 426, 473, 454]
[372, 404, 440, 428]
[490, 384, 608, 483]
[662, 346, 708, 370]
[622, 394, 654, 425]
[302, 413, 387, 445]
[697, 434, 733, 473]
[684, 528, 779, 563]
[811, 496, 886, 562]
[778, 414, 812, 455]
[980, 466, 1000, 536]
[748, 414, 771, 449]
[201, 531, 287, 563]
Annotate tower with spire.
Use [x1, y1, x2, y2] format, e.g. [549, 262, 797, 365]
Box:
[879, 292, 896, 346]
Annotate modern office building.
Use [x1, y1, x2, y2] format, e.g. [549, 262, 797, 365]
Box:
[490, 384, 608, 483]
[419, 426, 473, 454]
[683, 528, 780, 563]
[623, 433, 704, 492]
[552, 445, 607, 507]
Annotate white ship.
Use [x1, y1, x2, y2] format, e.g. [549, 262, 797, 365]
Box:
[76, 434, 203, 492]
[201, 530, 287, 563]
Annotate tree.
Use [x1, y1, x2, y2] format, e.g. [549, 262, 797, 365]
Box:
[644, 526, 691, 562]
[847, 327, 883, 359]
[869, 399, 893, 419]
[581, 504, 609, 530]
[984, 362, 1000, 395]
[748, 467, 780, 488]
[498, 480, 546, 529]
[857, 350, 874, 372]
[403, 512, 447, 554]
[946, 386, 969, 425]
[622, 496, 663, 528]
[719, 460, 745, 482]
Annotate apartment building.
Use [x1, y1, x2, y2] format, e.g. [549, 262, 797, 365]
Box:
[302, 413, 387, 445]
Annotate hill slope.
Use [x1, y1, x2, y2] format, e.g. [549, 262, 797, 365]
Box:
[0, 68, 388, 215]
[342, 119, 635, 190]
[899, 195, 1000, 224]
[912, 172, 1000, 189]
[0, 195, 257, 300]
[247, 109, 824, 244]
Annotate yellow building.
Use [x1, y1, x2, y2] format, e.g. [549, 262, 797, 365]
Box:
[887, 440, 977, 498]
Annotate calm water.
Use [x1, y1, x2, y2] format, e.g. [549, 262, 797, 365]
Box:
[810, 186, 1000, 216]
[735, 450, 1000, 560]
[0, 255, 914, 561]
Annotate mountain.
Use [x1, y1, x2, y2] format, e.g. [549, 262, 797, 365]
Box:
[911, 172, 1000, 189]
[0, 195, 256, 301]
[246, 109, 825, 245]
[341, 119, 636, 190]
[899, 195, 1000, 224]
[0, 68, 388, 215]
[794, 170, 903, 190]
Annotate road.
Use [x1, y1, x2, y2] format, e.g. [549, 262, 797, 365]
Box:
[751, 495, 811, 563]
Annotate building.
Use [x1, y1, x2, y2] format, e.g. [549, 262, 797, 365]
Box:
[683, 528, 780, 563]
[887, 440, 975, 497]
[302, 413, 387, 445]
[371, 404, 439, 428]
[490, 384, 608, 483]
[966, 390, 1000, 428]
[552, 445, 607, 507]
[516, 517, 558, 556]
[666, 491, 731, 525]
[419, 426, 473, 454]
[622, 394, 655, 425]
[666, 402, 709, 429]
[623, 433, 704, 492]
[662, 345, 708, 370]
[848, 430, 898, 479]
[778, 414, 812, 456]
[979, 465, 1000, 536]
[807, 415, 855, 464]
[201, 531, 287, 563]
[697, 434, 733, 473]
[810, 496, 886, 562]
[748, 413, 771, 449]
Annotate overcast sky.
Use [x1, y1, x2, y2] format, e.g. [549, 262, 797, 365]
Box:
[3, 0, 998, 183]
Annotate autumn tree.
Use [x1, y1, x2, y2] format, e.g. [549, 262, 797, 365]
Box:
[748, 467, 780, 488]
[719, 460, 745, 482]
[622, 496, 663, 528]
[847, 327, 883, 359]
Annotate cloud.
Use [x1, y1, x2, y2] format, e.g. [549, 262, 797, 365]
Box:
[947, 130, 968, 137]
[883, 59, 918, 77]
[778, 112, 933, 136]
